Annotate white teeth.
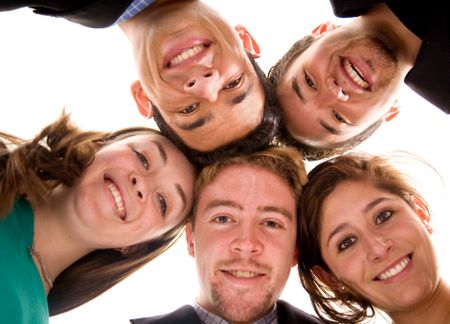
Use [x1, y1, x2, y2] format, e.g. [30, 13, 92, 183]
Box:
[343, 58, 370, 89]
[169, 44, 206, 66]
[229, 270, 259, 279]
[377, 256, 410, 280]
[106, 180, 125, 220]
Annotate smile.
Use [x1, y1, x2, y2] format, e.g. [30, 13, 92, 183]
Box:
[167, 42, 211, 68]
[227, 270, 260, 279]
[376, 254, 412, 281]
[342, 57, 370, 89]
[105, 179, 126, 221]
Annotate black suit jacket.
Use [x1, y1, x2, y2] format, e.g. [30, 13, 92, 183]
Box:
[130, 300, 322, 324]
[0, 0, 133, 28]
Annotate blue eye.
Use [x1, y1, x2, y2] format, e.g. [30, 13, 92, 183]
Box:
[375, 210, 392, 225]
[338, 236, 357, 251]
[133, 149, 149, 170]
[304, 73, 316, 89]
[158, 194, 167, 216]
[214, 215, 230, 223]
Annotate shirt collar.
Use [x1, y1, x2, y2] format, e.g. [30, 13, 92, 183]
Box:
[194, 301, 278, 324]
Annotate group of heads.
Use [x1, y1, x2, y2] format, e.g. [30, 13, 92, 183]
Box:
[120, 0, 407, 166]
[10, 0, 439, 322]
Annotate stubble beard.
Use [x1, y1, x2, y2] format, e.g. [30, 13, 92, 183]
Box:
[210, 284, 275, 322]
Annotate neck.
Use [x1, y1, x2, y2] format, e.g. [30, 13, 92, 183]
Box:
[358, 3, 421, 68]
[389, 279, 450, 324]
[32, 189, 94, 294]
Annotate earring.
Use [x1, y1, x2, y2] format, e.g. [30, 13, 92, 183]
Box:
[339, 285, 346, 293]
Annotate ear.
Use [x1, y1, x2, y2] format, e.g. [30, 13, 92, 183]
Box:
[235, 24, 260, 58]
[384, 102, 400, 122]
[410, 195, 433, 234]
[312, 265, 340, 289]
[311, 21, 338, 37]
[185, 222, 195, 257]
[291, 247, 299, 267]
[130, 80, 153, 119]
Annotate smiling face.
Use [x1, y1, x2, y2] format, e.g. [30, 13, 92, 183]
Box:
[62, 133, 195, 249]
[130, 1, 264, 151]
[277, 25, 405, 148]
[319, 181, 438, 313]
[186, 165, 297, 322]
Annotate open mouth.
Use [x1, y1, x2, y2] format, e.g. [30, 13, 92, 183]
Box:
[166, 42, 211, 68]
[375, 254, 412, 281]
[341, 57, 370, 90]
[105, 178, 126, 221]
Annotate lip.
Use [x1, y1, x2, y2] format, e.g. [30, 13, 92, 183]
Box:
[163, 37, 212, 69]
[220, 269, 266, 286]
[104, 177, 127, 221]
[339, 56, 373, 92]
[374, 253, 413, 283]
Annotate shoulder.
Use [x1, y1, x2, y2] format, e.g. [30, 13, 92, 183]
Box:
[276, 300, 323, 324]
[130, 305, 202, 324]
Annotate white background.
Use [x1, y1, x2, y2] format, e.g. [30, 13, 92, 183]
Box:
[0, 1, 449, 323]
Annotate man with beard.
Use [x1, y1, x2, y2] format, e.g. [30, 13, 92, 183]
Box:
[269, 1, 449, 161]
[131, 146, 321, 324]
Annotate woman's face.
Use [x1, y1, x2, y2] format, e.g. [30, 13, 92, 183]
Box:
[64, 132, 195, 248]
[318, 181, 438, 313]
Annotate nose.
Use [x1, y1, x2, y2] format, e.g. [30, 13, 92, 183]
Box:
[183, 69, 220, 102]
[326, 77, 349, 102]
[130, 175, 147, 201]
[366, 234, 392, 263]
[230, 223, 263, 256]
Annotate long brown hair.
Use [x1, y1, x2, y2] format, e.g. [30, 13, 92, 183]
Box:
[0, 112, 190, 315]
[297, 153, 429, 323]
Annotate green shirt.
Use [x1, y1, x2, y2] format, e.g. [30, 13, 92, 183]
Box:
[0, 198, 49, 324]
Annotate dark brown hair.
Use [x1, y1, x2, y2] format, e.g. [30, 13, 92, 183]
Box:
[297, 153, 428, 323]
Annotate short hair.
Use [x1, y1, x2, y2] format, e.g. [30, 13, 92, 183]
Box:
[0, 112, 192, 315]
[190, 145, 307, 226]
[269, 35, 383, 161]
[297, 153, 429, 323]
[152, 52, 282, 167]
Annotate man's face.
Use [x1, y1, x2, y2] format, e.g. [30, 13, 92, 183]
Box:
[186, 165, 298, 322]
[277, 26, 405, 148]
[136, 1, 264, 151]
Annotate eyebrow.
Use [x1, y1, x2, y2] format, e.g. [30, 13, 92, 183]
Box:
[258, 206, 293, 221]
[320, 120, 341, 135]
[177, 80, 253, 131]
[203, 200, 292, 221]
[152, 140, 167, 163]
[326, 197, 389, 246]
[204, 199, 243, 211]
[292, 77, 305, 103]
[175, 183, 187, 214]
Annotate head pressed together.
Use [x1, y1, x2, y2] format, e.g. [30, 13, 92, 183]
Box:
[122, 0, 281, 165]
[185, 146, 307, 322]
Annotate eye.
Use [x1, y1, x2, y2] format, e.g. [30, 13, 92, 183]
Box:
[133, 149, 149, 170]
[223, 75, 243, 90]
[213, 215, 231, 224]
[332, 110, 348, 124]
[179, 103, 199, 115]
[304, 72, 316, 89]
[375, 210, 392, 225]
[157, 194, 167, 216]
[264, 220, 282, 229]
[338, 236, 357, 251]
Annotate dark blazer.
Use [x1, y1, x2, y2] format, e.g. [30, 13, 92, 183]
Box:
[329, 0, 450, 114]
[0, 0, 133, 28]
[130, 300, 322, 324]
